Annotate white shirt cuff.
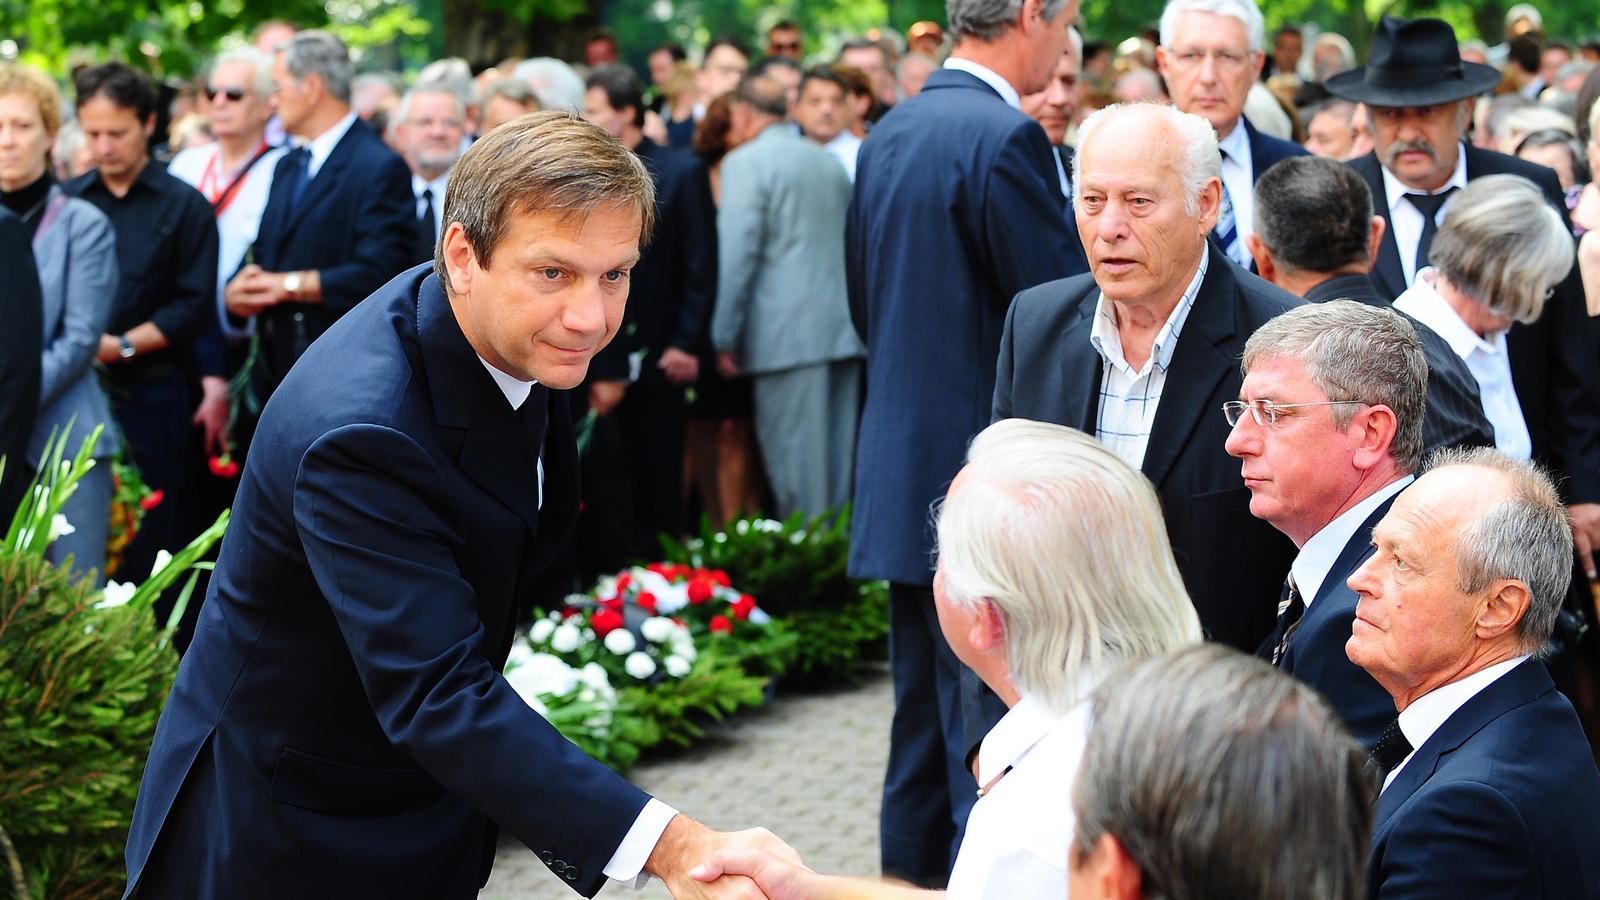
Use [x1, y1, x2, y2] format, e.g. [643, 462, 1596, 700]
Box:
[602, 798, 678, 888]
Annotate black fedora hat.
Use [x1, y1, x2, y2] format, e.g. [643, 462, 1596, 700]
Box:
[1326, 16, 1501, 106]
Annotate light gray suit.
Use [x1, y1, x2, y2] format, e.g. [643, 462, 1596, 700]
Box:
[713, 123, 864, 518]
[30, 186, 120, 577]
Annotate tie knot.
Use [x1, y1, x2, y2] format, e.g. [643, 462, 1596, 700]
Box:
[1404, 188, 1456, 219]
[1369, 717, 1414, 778]
[421, 187, 433, 202]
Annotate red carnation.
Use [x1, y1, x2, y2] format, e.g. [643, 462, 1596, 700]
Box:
[208, 454, 240, 478]
[646, 562, 673, 578]
[592, 608, 624, 637]
[673, 564, 693, 581]
[687, 577, 714, 605]
[636, 591, 658, 614]
[731, 593, 757, 621]
[709, 614, 733, 634]
[560, 606, 582, 619]
[138, 489, 164, 511]
[600, 596, 623, 612]
[710, 569, 732, 588]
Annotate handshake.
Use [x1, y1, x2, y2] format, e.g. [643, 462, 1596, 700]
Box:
[652, 816, 920, 900]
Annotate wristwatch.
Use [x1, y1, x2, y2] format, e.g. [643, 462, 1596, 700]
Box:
[118, 335, 136, 359]
[283, 271, 303, 300]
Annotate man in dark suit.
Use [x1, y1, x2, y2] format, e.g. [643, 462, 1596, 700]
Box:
[392, 80, 467, 267]
[1348, 450, 1600, 898]
[1246, 155, 1493, 453]
[847, 0, 1088, 884]
[995, 101, 1300, 652]
[1020, 27, 1083, 209]
[1155, 0, 1308, 268]
[224, 30, 415, 412]
[124, 113, 792, 899]
[0, 207, 42, 520]
[1223, 301, 1426, 748]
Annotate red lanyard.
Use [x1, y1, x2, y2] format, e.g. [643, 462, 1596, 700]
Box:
[198, 141, 271, 217]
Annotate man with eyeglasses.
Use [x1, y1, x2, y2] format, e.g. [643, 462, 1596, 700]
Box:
[1223, 300, 1425, 748]
[766, 21, 803, 61]
[1155, 0, 1307, 269]
[393, 81, 468, 265]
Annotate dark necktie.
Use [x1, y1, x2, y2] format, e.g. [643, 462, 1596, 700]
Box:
[419, 187, 436, 243]
[279, 147, 311, 218]
[1405, 187, 1458, 276]
[518, 385, 549, 511]
[1214, 149, 1240, 263]
[1267, 574, 1305, 667]
[1368, 717, 1414, 782]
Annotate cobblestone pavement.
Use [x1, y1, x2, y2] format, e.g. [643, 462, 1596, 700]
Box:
[482, 666, 894, 899]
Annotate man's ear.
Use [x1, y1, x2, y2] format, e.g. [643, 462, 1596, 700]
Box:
[1477, 579, 1532, 644]
[969, 599, 1007, 653]
[1071, 833, 1144, 900]
[440, 222, 475, 298]
[1364, 215, 1386, 272]
[1246, 234, 1277, 283]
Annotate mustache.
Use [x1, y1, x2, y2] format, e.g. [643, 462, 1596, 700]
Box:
[1383, 138, 1438, 166]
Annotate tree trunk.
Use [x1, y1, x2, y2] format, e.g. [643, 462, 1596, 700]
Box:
[442, 0, 603, 68]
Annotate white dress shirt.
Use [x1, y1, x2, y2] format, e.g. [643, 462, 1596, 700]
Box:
[1383, 655, 1531, 792]
[1089, 252, 1208, 471]
[1394, 271, 1532, 461]
[824, 131, 862, 182]
[1291, 476, 1413, 607]
[942, 57, 1021, 109]
[412, 172, 450, 245]
[1216, 121, 1255, 267]
[1382, 143, 1469, 287]
[949, 687, 1095, 899]
[302, 110, 359, 180]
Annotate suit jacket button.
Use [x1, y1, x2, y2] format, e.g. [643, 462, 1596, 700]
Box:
[541, 851, 553, 864]
[566, 871, 578, 881]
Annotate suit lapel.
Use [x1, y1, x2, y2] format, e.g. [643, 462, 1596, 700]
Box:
[1353, 154, 1407, 300]
[282, 121, 363, 232]
[1310, 493, 1399, 609]
[1060, 297, 1103, 433]
[1141, 246, 1236, 488]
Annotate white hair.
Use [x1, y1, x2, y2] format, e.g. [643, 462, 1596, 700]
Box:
[1505, 3, 1542, 31]
[1496, 106, 1576, 152]
[936, 420, 1201, 715]
[1068, 26, 1084, 60]
[1073, 102, 1220, 216]
[211, 47, 274, 98]
[393, 80, 467, 126]
[512, 57, 586, 112]
[1430, 174, 1574, 324]
[1159, 0, 1265, 53]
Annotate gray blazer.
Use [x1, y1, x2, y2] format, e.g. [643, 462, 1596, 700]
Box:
[28, 186, 120, 465]
[713, 124, 863, 374]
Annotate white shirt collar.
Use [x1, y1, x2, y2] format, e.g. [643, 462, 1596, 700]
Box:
[977, 679, 1097, 787]
[1217, 117, 1251, 165]
[1382, 142, 1469, 215]
[1089, 250, 1208, 376]
[411, 171, 449, 198]
[1386, 655, 1531, 789]
[477, 356, 535, 409]
[1291, 475, 1413, 607]
[942, 57, 1022, 109]
[1393, 271, 1502, 358]
[300, 110, 359, 180]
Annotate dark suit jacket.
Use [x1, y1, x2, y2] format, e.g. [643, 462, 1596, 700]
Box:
[1304, 273, 1493, 453]
[1369, 659, 1600, 899]
[0, 207, 42, 518]
[124, 267, 648, 899]
[1350, 147, 1600, 502]
[848, 68, 1088, 585]
[249, 117, 417, 398]
[1279, 492, 1400, 749]
[994, 244, 1300, 649]
[1242, 117, 1309, 177]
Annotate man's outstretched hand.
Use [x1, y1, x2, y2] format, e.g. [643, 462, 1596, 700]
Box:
[689, 847, 931, 900]
[648, 814, 802, 898]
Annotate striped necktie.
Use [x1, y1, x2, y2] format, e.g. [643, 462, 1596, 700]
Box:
[1213, 150, 1239, 263]
[1269, 574, 1304, 667]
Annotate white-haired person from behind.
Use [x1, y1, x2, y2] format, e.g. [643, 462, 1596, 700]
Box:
[691, 418, 1204, 899]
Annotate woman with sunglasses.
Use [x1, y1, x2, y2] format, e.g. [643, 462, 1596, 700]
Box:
[0, 62, 120, 577]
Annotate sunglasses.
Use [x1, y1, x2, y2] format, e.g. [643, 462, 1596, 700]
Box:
[206, 86, 248, 103]
[771, 41, 802, 51]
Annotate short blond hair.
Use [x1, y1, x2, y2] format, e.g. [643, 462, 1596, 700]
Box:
[0, 63, 63, 135]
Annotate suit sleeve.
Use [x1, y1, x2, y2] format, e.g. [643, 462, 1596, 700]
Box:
[293, 423, 650, 897]
[39, 211, 116, 407]
[316, 151, 418, 317]
[981, 120, 1087, 308]
[150, 190, 219, 347]
[0, 212, 42, 516]
[1374, 781, 1535, 899]
[711, 153, 764, 355]
[669, 159, 717, 355]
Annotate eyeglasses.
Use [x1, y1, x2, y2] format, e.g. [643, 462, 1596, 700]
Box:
[770, 41, 802, 52]
[1166, 47, 1253, 71]
[1222, 399, 1367, 427]
[206, 86, 248, 103]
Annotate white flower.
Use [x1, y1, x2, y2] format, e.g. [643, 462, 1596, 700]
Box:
[579, 661, 611, 692]
[49, 514, 75, 540]
[505, 638, 536, 671]
[749, 608, 771, 626]
[95, 580, 137, 609]
[624, 651, 657, 679]
[550, 623, 582, 654]
[604, 628, 637, 655]
[529, 617, 556, 644]
[640, 616, 675, 644]
[735, 519, 750, 535]
[506, 652, 580, 700]
[636, 568, 674, 597]
[595, 575, 618, 598]
[664, 654, 691, 678]
[150, 549, 174, 578]
[789, 530, 808, 545]
[654, 585, 689, 615]
[755, 518, 784, 533]
[673, 639, 698, 663]
[578, 687, 597, 703]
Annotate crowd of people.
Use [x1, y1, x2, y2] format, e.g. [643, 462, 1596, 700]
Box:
[5, 0, 1600, 896]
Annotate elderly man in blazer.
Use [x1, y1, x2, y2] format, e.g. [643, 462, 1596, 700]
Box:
[713, 74, 862, 519]
[124, 113, 794, 900]
[1350, 448, 1600, 899]
[995, 101, 1300, 652]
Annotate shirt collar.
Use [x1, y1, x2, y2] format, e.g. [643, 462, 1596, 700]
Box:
[977, 682, 1096, 786]
[1392, 271, 1501, 358]
[1396, 655, 1530, 756]
[412, 171, 449, 198]
[1382, 142, 1469, 215]
[1291, 475, 1413, 606]
[300, 110, 359, 176]
[478, 356, 536, 409]
[1089, 250, 1208, 375]
[942, 57, 1022, 109]
[1217, 118, 1251, 165]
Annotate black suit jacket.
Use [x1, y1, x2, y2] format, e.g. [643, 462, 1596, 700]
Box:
[1279, 491, 1401, 749]
[0, 207, 42, 518]
[249, 117, 417, 398]
[1304, 273, 1493, 453]
[124, 267, 648, 898]
[995, 244, 1300, 649]
[1350, 147, 1600, 502]
[1369, 659, 1600, 899]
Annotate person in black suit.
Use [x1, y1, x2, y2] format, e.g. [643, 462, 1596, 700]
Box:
[1155, 0, 1308, 268]
[846, 0, 1088, 883]
[123, 112, 794, 900]
[1246, 155, 1493, 453]
[1223, 301, 1426, 748]
[1348, 449, 1600, 899]
[996, 101, 1300, 652]
[391, 81, 467, 267]
[225, 30, 415, 414]
[0, 207, 42, 520]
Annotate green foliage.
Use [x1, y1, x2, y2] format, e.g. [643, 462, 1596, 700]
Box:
[616, 643, 770, 752]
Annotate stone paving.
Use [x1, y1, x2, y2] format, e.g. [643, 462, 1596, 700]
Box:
[481, 666, 895, 899]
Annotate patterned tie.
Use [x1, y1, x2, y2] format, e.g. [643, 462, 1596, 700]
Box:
[1213, 149, 1240, 264]
[1405, 187, 1458, 276]
[1268, 574, 1304, 667]
[1368, 717, 1414, 782]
